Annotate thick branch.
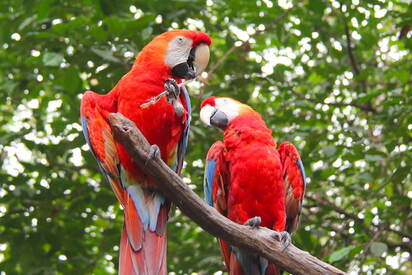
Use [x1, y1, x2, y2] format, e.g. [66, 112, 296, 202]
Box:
[109, 113, 346, 275]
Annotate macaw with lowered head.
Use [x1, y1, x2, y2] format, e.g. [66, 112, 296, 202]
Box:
[80, 30, 211, 275]
[200, 96, 306, 275]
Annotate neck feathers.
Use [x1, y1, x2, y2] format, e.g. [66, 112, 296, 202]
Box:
[224, 114, 276, 147]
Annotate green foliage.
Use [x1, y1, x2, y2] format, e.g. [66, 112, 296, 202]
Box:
[0, 0, 411, 274]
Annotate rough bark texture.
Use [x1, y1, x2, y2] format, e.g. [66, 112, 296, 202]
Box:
[109, 113, 347, 275]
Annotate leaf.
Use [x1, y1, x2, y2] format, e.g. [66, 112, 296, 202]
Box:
[307, 0, 326, 14]
[42, 52, 64, 67]
[18, 15, 37, 31]
[396, 70, 409, 84]
[141, 26, 153, 40]
[357, 172, 373, 183]
[91, 48, 122, 63]
[308, 72, 325, 83]
[322, 146, 337, 157]
[357, 90, 384, 104]
[329, 245, 356, 263]
[370, 242, 388, 256]
[57, 66, 82, 94]
[365, 154, 385, 162]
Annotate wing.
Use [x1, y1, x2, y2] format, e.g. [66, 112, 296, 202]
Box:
[277, 141, 306, 234]
[81, 91, 144, 250]
[204, 141, 229, 213]
[80, 91, 124, 203]
[205, 142, 276, 275]
[204, 141, 232, 267]
[175, 85, 191, 175]
[81, 91, 167, 275]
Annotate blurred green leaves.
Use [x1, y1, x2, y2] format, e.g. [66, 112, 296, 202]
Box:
[329, 245, 357, 263]
[0, 0, 411, 274]
[370, 242, 388, 257]
[42, 52, 64, 67]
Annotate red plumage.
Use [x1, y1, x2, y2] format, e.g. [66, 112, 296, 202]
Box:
[81, 30, 211, 275]
[203, 97, 305, 275]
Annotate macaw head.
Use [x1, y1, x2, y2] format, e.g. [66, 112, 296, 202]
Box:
[135, 30, 211, 80]
[200, 96, 256, 130]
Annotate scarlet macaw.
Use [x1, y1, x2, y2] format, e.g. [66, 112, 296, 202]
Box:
[200, 97, 306, 275]
[80, 30, 211, 275]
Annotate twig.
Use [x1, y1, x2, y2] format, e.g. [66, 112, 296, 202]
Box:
[108, 113, 346, 275]
[357, 230, 381, 269]
[140, 91, 169, 108]
[340, 5, 368, 97]
[343, 20, 360, 76]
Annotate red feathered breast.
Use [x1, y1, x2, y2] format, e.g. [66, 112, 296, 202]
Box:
[223, 116, 287, 232]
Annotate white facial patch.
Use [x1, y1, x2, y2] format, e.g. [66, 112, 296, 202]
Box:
[164, 36, 192, 68]
[214, 98, 240, 122]
[200, 104, 216, 126]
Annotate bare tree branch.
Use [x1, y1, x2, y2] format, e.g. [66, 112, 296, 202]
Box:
[108, 113, 346, 275]
[343, 19, 360, 77]
[338, 3, 376, 114]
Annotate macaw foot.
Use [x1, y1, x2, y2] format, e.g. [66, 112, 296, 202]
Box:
[173, 100, 184, 117]
[164, 79, 184, 116]
[145, 144, 160, 166]
[244, 216, 261, 228]
[164, 78, 180, 98]
[272, 231, 291, 252]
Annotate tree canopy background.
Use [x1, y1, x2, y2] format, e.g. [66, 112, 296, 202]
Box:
[0, 0, 411, 274]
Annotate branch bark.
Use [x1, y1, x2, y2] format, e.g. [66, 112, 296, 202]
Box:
[108, 113, 346, 275]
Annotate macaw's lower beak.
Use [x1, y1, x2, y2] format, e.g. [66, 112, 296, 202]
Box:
[210, 109, 228, 130]
[171, 62, 196, 80]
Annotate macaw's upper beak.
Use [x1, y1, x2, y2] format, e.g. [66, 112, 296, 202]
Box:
[210, 109, 228, 130]
[171, 43, 210, 80]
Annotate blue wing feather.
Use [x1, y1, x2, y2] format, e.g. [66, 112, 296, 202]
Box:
[176, 85, 191, 174]
[82, 113, 163, 233]
[81, 116, 91, 148]
[204, 159, 216, 206]
[297, 159, 307, 190]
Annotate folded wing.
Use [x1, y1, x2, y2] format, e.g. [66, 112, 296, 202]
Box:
[277, 142, 306, 234]
[81, 91, 167, 275]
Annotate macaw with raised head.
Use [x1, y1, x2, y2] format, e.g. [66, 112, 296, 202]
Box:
[200, 96, 306, 275]
[80, 30, 211, 275]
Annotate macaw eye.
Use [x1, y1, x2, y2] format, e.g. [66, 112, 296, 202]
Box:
[177, 36, 185, 45]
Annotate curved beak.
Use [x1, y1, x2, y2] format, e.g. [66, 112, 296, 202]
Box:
[210, 109, 228, 130]
[200, 105, 228, 130]
[171, 43, 210, 80]
[192, 43, 210, 75]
